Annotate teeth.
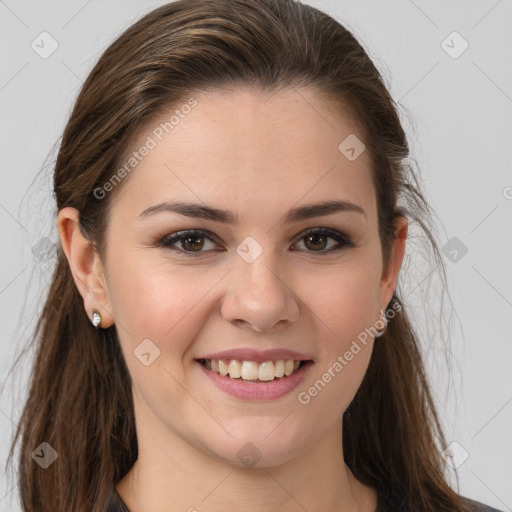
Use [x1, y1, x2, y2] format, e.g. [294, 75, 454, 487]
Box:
[284, 360, 294, 376]
[258, 361, 275, 381]
[228, 359, 241, 379]
[274, 360, 284, 377]
[202, 358, 305, 381]
[219, 360, 229, 376]
[240, 361, 259, 380]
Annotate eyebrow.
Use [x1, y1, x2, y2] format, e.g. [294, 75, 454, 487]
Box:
[137, 199, 367, 224]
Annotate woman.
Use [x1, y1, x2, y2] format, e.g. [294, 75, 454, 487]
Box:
[7, 0, 503, 511]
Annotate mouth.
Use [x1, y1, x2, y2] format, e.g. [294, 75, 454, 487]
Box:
[196, 358, 312, 383]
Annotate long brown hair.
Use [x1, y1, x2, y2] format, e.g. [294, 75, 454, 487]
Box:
[7, 1, 473, 510]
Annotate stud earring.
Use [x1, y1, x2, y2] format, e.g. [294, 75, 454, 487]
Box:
[374, 308, 388, 338]
[91, 310, 102, 328]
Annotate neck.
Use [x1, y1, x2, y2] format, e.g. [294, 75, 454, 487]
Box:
[116, 414, 377, 512]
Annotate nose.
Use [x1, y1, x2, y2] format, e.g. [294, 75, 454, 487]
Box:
[220, 252, 300, 334]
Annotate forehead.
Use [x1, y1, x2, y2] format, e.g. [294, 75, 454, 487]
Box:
[110, 87, 375, 220]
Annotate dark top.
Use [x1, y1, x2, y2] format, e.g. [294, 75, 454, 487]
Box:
[106, 486, 504, 512]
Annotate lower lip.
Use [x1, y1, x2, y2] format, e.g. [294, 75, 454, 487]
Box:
[196, 360, 314, 401]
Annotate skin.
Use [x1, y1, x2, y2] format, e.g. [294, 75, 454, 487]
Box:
[58, 87, 407, 512]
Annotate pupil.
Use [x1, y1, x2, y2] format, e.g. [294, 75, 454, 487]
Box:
[306, 234, 326, 251]
[183, 236, 204, 251]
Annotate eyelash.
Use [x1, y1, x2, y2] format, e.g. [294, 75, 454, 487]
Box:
[158, 228, 355, 257]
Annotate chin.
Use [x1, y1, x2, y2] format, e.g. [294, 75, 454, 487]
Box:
[198, 420, 304, 469]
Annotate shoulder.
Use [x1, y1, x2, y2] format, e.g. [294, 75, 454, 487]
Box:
[105, 487, 503, 512]
[377, 490, 504, 512]
[105, 487, 130, 512]
[462, 496, 505, 512]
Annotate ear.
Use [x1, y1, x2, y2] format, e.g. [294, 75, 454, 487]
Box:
[378, 215, 408, 312]
[57, 207, 114, 328]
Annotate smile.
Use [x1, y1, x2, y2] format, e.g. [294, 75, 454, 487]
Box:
[196, 358, 314, 401]
[198, 358, 308, 382]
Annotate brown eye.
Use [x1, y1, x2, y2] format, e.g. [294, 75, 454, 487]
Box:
[159, 227, 354, 257]
[292, 228, 354, 253]
[160, 230, 219, 256]
[304, 233, 329, 251]
[180, 235, 205, 251]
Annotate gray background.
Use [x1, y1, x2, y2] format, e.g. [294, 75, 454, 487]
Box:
[1, 0, 511, 510]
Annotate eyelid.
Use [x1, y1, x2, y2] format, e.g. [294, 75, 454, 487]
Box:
[159, 229, 220, 254]
[293, 226, 353, 244]
[158, 227, 354, 255]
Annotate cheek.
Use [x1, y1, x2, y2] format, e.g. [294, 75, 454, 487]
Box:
[294, 260, 379, 411]
[304, 259, 381, 352]
[295, 267, 378, 418]
[106, 252, 217, 365]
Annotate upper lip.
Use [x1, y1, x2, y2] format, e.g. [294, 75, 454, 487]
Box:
[199, 348, 313, 364]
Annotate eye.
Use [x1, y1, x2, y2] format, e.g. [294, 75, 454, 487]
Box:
[160, 229, 220, 256]
[292, 227, 354, 253]
[158, 227, 354, 257]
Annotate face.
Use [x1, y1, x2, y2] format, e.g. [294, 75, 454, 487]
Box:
[83, 87, 406, 467]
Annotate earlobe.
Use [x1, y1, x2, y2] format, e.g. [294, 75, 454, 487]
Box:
[379, 215, 408, 311]
[57, 207, 115, 328]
